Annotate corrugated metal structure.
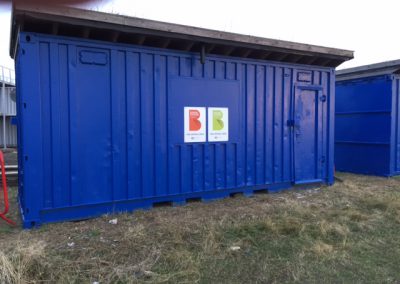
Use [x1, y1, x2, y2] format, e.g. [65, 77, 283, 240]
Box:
[1, 87, 17, 116]
[11, 4, 353, 227]
[0, 117, 17, 147]
[0, 87, 17, 147]
[336, 60, 400, 176]
[1, 66, 17, 148]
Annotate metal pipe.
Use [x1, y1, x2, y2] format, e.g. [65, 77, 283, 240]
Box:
[2, 165, 18, 169]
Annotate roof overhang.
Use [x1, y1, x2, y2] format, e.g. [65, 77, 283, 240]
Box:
[336, 59, 400, 81]
[10, 3, 354, 68]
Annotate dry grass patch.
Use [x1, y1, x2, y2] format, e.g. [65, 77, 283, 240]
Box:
[311, 241, 334, 256]
[1, 173, 400, 283]
[0, 240, 47, 283]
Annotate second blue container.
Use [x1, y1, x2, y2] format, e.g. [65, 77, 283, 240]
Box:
[336, 60, 400, 176]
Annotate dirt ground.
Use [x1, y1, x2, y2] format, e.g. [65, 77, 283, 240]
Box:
[2, 148, 18, 166]
[1, 149, 18, 186]
[0, 173, 399, 283]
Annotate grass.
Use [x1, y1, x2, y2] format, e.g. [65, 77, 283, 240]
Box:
[0, 173, 400, 283]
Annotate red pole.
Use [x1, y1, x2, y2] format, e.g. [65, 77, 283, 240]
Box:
[0, 151, 15, 225]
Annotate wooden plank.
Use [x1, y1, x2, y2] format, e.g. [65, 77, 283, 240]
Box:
[81, 27, 90, 38]
[11, 2, 353, 64]
[51, 23, 59, 35]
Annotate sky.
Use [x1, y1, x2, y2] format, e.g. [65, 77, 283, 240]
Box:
[1, 0, 400, 71]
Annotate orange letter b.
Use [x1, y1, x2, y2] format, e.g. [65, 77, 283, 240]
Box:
[189, 109, 201, 131]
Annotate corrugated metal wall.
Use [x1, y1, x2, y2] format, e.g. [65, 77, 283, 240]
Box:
[0, 117, 17, 147]
[17, 32, 335, 227]
[0, 87, 17, 148]
[2, 87, 17, 116]
[336, 75, 393, 176]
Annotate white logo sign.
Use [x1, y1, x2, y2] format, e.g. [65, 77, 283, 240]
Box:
[184, 107, 206, 143]
[208, 107, 229, 142]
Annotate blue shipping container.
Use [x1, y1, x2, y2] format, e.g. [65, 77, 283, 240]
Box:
[336, 60, 400, 176]
[11, 5, 352, 227]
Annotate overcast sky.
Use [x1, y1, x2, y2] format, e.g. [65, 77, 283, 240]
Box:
[1, 0, 400, 71]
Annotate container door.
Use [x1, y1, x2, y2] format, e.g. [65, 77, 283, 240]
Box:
[293, 85, 324, 184]
[69, 48, 112, 205]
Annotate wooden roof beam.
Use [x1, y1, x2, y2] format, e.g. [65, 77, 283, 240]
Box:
[51, 23, 59, 35]
[81, 27, 90, 38]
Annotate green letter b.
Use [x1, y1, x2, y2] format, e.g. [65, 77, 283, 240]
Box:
[213, 110, 224, 131]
